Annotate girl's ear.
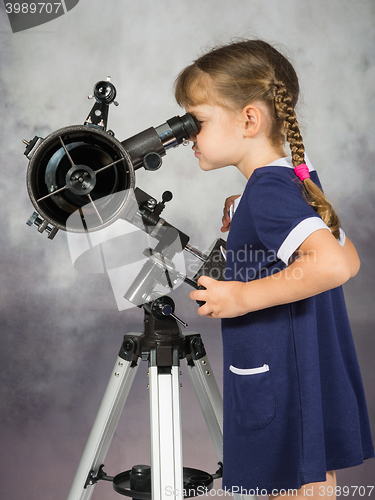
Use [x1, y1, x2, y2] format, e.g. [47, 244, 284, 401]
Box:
[241, 104, 263, 137]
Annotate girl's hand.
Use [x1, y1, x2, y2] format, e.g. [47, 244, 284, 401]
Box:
[221, 195, 241, 233]
[190, 275, 247, 318]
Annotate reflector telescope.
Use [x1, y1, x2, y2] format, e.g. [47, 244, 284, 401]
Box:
[24, 78, 199, 238]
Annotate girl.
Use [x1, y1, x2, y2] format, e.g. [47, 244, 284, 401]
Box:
[174, 40, 374, 498]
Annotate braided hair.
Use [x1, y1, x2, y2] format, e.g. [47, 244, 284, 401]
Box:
[175, 40, 341, 238]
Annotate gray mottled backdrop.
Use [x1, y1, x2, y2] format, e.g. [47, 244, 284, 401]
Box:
[0, 1, 374, 499]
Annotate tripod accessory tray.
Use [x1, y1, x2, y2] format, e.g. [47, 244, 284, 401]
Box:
[113, 465, 214, 498]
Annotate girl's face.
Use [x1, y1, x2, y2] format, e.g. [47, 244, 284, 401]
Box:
[185, 104, 245, 172]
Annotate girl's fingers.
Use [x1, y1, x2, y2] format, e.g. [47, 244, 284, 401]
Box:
[221, 195, 240, 233]
[221, 213, 231, 232]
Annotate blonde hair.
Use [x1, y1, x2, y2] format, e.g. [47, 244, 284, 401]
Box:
[175, 40, 341, 238]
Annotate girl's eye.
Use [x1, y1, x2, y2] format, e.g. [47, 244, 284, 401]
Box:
[194, 119, 204, 131]
[189, 113, 204, 129]
[191, 114, 203, 124]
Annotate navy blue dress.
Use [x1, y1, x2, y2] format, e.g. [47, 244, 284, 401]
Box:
[221, 159, 374, 494]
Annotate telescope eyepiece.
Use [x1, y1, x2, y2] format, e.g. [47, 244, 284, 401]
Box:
[93, 80, 117, 104]
[166, 113, 200, 144]
[180, 113, 201, 137]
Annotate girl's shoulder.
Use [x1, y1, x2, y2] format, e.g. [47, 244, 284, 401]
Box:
[243, 163, 322, 216]
[246, 166, 301, 195]
[247, 157, 321, 192]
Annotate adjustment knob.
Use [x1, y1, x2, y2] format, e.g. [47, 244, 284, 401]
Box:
[143, 152, 162, 171]
[162, 191, 173, 203]
[151, 296, 188, 328]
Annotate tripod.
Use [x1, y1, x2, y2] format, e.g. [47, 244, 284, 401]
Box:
[66, 296, 256, 500]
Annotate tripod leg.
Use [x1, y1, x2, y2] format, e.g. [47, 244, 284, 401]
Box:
[67, 354, 139, 500]
[149, 347, 184, 500]
[185, 334, 223, 461]
[185, 334, 257, 500]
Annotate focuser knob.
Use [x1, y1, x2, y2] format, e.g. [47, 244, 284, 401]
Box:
[162, 191, 173, 204]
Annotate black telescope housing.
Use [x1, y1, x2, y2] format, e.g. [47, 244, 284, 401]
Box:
[122, 114, 198, 171]
[24, 79, 200, 238]
[23, 79, 224, 315]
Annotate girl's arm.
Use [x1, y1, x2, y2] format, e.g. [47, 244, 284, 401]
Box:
[190, 228, 357, 318]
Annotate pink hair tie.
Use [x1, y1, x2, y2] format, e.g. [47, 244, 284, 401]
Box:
[294, 163, 310, 181]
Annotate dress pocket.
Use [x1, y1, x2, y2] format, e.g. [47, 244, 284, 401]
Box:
[229, 364, 276, 429]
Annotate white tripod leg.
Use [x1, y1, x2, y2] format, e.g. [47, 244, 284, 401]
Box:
[67, 354, 139, 500]
[149, 347, 184, 500]
[185, 334, 257, 500]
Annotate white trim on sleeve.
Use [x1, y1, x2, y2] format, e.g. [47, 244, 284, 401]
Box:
[277, 217, 330, 265]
